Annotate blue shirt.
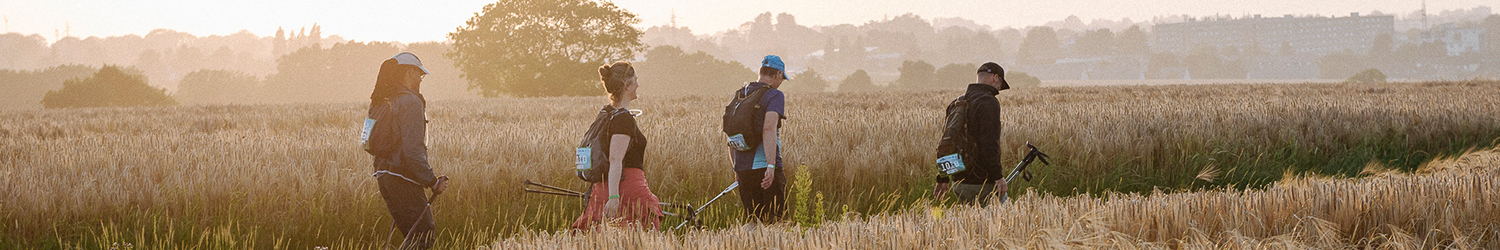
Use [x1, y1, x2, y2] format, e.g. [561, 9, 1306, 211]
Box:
[732, 82, 785, 172]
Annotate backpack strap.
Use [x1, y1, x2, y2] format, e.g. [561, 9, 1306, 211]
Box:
[947, 93, 977, 117]
[605, 108, 628, 122]
[598, 107, 631, 135]
[949, 93, 981, 152]
[740, 85, 774, 121]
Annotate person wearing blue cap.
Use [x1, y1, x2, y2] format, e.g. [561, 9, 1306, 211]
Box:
[366, 52, 448, 249]
[722, 55, 791, 223]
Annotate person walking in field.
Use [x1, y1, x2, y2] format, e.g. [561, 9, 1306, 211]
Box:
[572, 61, 664, 230]
[366, 52, 449, 249]
[723, 55, 791, 223]
[933, 62, 1010, 207]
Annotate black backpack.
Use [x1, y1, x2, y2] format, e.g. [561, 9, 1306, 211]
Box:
[722, 84, 772, 151]
[576, 106, 630, 183]
[362, 97, 401, 157]
[935, 93, 981, 175]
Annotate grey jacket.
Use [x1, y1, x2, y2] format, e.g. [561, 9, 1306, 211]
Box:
[373, 89, 437, 187]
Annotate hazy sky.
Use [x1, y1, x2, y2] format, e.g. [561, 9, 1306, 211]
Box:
[1, 0, 1489, 43]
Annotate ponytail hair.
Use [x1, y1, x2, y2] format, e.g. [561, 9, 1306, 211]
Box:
[598, 61, 634, 102]
[371, 58, 405, 104]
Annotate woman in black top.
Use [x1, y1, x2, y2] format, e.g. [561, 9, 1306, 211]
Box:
[572, 61, 661, 230]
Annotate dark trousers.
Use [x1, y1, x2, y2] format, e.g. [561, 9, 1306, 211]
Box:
[378, 175, 435, 250]
[952, 182, 1005, 207]
[736, 168, 786, 223]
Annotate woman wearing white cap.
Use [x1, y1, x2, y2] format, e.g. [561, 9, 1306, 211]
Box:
[367, 52, 449, 249]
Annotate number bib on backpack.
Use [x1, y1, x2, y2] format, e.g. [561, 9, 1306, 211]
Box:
[727, 134, 752, 151]
[575, 147, 593, 170]
[937, 153, 966, 175]
[360, 118, 377, 150]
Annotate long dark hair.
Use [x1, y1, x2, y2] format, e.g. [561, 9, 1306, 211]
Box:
[370, 58, 406, 104]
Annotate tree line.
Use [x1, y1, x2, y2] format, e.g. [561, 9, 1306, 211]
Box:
[4, 0, 1497, 106]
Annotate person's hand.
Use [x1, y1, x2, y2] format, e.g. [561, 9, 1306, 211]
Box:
[761, 167, 776, 189]
[994, 179, 1007, 201]
[433, 176, 451, 195]
[934, 182, 951, 201]
[602, 196, 621, 219]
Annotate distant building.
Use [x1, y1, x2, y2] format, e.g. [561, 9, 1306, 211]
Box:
[1409, 23, 1484, 56]
[1154, 13, 1394, 56]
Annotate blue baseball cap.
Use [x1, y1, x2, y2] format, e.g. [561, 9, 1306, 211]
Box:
[761, 55, 790, 80]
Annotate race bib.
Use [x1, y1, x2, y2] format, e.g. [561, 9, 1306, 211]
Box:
[727, 134, 751, 151]
[575, 147, 592, 170]
[360, 118, 377, 150]
[937, 153, 966, 175]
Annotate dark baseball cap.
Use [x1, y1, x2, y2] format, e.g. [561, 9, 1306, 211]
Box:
[977, 62, 1009, 90]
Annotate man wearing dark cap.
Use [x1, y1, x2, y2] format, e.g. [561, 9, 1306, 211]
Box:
[934, 62, 1010, 207]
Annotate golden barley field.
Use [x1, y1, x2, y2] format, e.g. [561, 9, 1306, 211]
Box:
[487, 146, 1500, 249]
[1, 81, 1498, 248]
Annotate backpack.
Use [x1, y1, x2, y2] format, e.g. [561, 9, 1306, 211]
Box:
[362, 97, 401, 157]
[935, 93, 981, 175]
[576, 106, 630, 183]
[722, 84, 772, 151]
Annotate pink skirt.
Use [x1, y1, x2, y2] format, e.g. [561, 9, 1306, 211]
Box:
[571, 168, 662, 230]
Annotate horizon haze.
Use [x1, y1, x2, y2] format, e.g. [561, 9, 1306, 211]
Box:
[1, 0, 1492, 43]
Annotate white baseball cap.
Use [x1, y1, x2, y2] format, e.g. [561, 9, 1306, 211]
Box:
[391, 52, 429, 74]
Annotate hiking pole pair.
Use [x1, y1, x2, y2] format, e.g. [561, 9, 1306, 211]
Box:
[384, 177, 449, 250]
[523, 179, 737, 231]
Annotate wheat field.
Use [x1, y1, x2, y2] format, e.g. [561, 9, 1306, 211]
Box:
[486, 146, 1500, 249]
[1, 81, 1498, 248]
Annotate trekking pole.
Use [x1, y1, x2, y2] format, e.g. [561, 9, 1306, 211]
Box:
[385, 178, 447, 250]
[1004, 142, 1052, 184]
[387, 191, 441, 249]
[383, 222, 397, 250]
[673, 181, 740, 230]
[523, 180, 585, 197]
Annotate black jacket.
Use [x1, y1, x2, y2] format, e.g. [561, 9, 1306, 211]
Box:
[373, 89, 437, 187]
[938, 83, 1003, 185]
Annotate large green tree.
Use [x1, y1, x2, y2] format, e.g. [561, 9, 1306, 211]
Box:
[41, 65, 177, 108]
[448, 0, 645, 97]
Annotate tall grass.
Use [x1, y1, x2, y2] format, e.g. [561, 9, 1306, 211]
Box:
[0, 81, 1497, 248]
[486, 147, 1500, 249]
